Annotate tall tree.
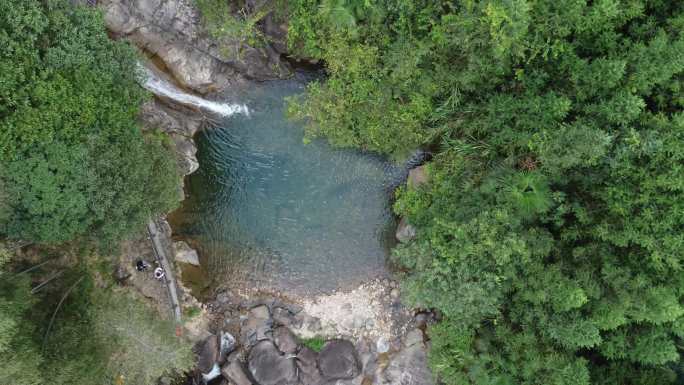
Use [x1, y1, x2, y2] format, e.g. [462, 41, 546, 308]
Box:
[286, 0, 684, 383]
[0, 0, 180, 245]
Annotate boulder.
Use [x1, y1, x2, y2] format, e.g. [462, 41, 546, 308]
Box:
[249, 305, 271, 319]
[274, 326, 298, 354]
[221, 360, 253, 385]
[241, 305, 273, 346]
[414, 311, 436, 329]
[407, 165, 429, 189]
[171, 135, 199, 175]
[198, 334, 220, 374]
[219, 332, 237, 364]
[248, 341, 298, 385]
[380, 343, 433, 385]
[139, 100, 201, 177]
[174, 241, 200, 266]
[318, 340, 361, 380]
[272, 307, 296, 327]
[403, 329, 424, 347]
[395, 217, 417, 243]
[375, 337, 390, 354]
[296, 347, 324, 385]
[140, 99, 202, 137]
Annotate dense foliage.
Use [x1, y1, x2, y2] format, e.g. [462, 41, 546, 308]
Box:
[0, 0, 181, 245]
[0, 1, 191, 384]
[0, 244, 193, 385]
[284, 0, 684, 384]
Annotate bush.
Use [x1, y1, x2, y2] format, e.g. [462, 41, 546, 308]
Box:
[286, 0, 684, 384]
[0, 0, 180, 246]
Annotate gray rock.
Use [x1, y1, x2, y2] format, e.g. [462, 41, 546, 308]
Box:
[250, 305, 271, 319]
[248, 341, 297, 385]
[273, 326, 298, 354]
[140, 99, 202, 137]
[241, 305, 273, 347]
[272, 307, 295, 327]
[296, 347, 324, 385]
[395, 217, 417, 243]
[100, 0, 291, 93]
[389, 288, 400, 301]
[198, 334, 220, 374]
[318, 339, 361, 380]
[219, 332, 237, 363]
[407, 165, 429, 189]
[403, 329, 424, 347]
[221, 360, 253, 385]
[174, 241, 200, 265]
[380, 343, 433, 385]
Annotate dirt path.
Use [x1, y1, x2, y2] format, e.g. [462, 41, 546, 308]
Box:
[147, 219, 182, 324]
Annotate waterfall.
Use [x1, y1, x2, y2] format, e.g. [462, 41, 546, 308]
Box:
[137, 64, 249, 117]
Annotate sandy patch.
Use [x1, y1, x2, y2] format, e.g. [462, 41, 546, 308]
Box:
[295, 278, 409, 341]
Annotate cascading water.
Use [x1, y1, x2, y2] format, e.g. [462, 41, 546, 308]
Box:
[137, 64, 249, 117]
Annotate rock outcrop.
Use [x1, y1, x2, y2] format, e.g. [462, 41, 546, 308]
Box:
[395, 217, 417, 243]
[100, 0, 291, 93]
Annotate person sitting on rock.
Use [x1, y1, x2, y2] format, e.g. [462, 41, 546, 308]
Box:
[154, 267, 165, 280]
[135, 259, 149, 272]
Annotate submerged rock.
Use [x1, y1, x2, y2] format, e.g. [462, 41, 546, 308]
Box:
[219, 332, 237, 363]
[174, 241, 200, 266]
[395, 217, 417, 243]
[248, 340, 298, 385]
[318, 339, 361, 380]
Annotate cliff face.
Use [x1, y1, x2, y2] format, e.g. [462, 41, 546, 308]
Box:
[100, 0, 292, 94]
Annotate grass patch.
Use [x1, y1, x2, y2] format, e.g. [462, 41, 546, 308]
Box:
[184, 305, 202, 319]
[300, 336, 326, 352]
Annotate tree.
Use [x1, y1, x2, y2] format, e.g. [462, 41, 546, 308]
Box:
[0, 0, 181, 245]
[286, 0, 684, 383]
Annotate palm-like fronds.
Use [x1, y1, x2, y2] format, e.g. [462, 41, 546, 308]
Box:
[318, 0, 357, 31]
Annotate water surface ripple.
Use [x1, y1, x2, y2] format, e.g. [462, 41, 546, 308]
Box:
[172, 77, 400, 294]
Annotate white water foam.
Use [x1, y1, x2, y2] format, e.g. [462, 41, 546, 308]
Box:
[138, 65, 249, 117]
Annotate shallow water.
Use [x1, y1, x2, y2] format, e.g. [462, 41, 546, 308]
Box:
[171, 76, 400, 294]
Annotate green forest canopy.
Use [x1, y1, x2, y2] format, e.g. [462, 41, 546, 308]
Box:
[0, 0, 180, 245]
[0, 1, 191, 384]
[282, 0, 684, 384]
[0, 0, 681, 384]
